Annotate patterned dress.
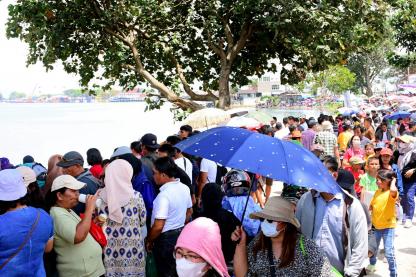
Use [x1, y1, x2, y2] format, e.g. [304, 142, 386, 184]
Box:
[99, 191, 147, 277]
[247, 234, 333, 277]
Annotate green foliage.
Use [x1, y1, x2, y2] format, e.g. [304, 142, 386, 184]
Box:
[324, 102, 343, 115]
[326, 65, 356, 95]
[8, 91, 26, 100]
[6, 0, 393, 111]
[260, 95, 279, 106]
[390, 1, 416, 67]
[295, 65, 355, 95]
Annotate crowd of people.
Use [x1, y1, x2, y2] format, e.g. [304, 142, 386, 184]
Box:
[0, 110, 414, 277]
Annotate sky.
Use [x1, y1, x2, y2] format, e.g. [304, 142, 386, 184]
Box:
[0, 0, 80, 97]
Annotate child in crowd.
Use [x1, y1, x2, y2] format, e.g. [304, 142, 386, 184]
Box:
[364, 143, 375, 163]
[344, 156, 365, 198]
[360, 156, 380, 205]
[367, 170, 398, 277]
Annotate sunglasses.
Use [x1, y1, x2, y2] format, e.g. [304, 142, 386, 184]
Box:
[259, 218, 274, 223]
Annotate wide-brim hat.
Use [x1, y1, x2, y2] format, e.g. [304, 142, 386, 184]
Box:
[250, 196, 300, 228]
[397, 135, 416, 144]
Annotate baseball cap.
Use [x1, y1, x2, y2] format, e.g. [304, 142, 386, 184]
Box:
[336, 169, 356, 196]
[51, 175, 86, 192]
[380, 148, 393, 156]
[16, 166, 37, 187]
[0, 169, 27, 201]
[57, 151, 84, 168]
[291, 130, 302, 138]
[140, 133, 160, 149]
[110, 146, 132, 159]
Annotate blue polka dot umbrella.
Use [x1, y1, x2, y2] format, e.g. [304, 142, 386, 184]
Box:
[176, 126, 340, 194]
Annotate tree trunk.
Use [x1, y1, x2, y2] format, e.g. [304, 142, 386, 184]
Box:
[365, 85, 373, 97]
[218, 65, 231, 109]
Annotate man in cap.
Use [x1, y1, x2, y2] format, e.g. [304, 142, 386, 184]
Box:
[140, 133, 160, 175]
[313, 121, 340, 159]
[301, 119, 318, 151]
[296, 156, 368, 277]
[57, 151, 100, 214]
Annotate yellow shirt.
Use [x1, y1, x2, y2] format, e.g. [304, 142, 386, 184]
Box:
[370, 189, 398, 229]
[337, 131, 353, 152]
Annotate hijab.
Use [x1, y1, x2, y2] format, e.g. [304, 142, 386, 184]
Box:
[99, 159, 134, 224]
[399, 142, 416, 170]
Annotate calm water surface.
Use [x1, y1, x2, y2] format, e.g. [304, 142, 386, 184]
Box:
[0, 103, 320, 165]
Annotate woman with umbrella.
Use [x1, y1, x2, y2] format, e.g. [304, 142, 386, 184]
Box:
[231, 196, 332, 277]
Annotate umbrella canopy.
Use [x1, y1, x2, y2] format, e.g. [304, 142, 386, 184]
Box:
[184, 108, 230, 129]
[225, 116, 262, 129]
[338, 107, 358, 116]
[176, 126, 341, 194]
[384, 111, 411, 120]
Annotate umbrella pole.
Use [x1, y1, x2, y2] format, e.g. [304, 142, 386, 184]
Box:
[240, 174, 256, 223]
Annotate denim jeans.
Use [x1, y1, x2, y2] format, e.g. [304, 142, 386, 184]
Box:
[153, 228, 183, 277]
[401, 181, 416, 221]
[369, 228, 397, 277]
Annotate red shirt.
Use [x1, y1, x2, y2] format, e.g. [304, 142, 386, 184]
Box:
[345, 167, 364, 194]
[89, 164, 103, 179]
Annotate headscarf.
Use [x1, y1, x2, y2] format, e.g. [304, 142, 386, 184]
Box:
[0, 157, 13, 170]
[99, 159, 134, 224]
[175, 217, 230, 277]
[399, 142, 416, 170]
[42, 154, 63, 196]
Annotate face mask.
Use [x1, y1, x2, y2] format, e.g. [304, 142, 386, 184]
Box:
[352, 140, 360, 148]
[176, 258, 207, 277]
[261, 220, 282, 238]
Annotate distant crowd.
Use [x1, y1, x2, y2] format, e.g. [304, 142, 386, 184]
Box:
[1, 108, 414, 277]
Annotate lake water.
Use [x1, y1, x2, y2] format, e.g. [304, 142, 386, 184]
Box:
[0, 102, 320, 165]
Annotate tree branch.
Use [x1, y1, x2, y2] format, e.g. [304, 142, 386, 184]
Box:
[221, 17, 234, 47]
[228, 22, 254, 62]
[207, 29, 226, 60]
[128, 43, 203, 111]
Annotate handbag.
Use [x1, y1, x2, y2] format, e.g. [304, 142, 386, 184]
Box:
[80, 214, 107, 248]
[145, 252, 158, 277]
[0, 210, 40, 270]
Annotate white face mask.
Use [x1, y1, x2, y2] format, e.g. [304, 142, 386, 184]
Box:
[176, 258, 207, 277]
[261, 220, 282, 238]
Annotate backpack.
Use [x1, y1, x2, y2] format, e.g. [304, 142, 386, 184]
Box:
[133, 169, 156, 214]
[28, 163, 47, 188]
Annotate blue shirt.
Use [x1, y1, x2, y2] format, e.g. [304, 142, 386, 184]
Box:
[312, 193, 344, 273]
[222, 196, 261, 237]
[0, 207, 53, 277]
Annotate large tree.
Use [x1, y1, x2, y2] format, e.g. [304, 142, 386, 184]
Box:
[6, 0, 391, 111]
[347, 40, 394, 96]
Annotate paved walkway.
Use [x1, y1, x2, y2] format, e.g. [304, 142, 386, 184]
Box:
[269, 181, 416, 277]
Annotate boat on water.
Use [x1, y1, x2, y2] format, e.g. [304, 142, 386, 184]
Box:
[108, 92, 145, 102]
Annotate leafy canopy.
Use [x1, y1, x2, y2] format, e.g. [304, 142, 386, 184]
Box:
[6, 0, 392, 110]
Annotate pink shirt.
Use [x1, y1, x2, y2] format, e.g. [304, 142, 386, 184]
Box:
[344, 148, 365, 162]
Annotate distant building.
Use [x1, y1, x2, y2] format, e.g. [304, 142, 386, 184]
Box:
[257, 72, 285, 96]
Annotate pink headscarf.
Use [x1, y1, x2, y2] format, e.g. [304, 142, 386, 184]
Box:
[99, 159, 134, 224]
[175, 217, 229, 277]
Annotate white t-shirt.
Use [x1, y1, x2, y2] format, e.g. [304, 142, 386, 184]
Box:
[175, 157, 193, 181]
[200, 158, 217, 184]
[151, 179, 192, 233]
[274, 127, 289, 139]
